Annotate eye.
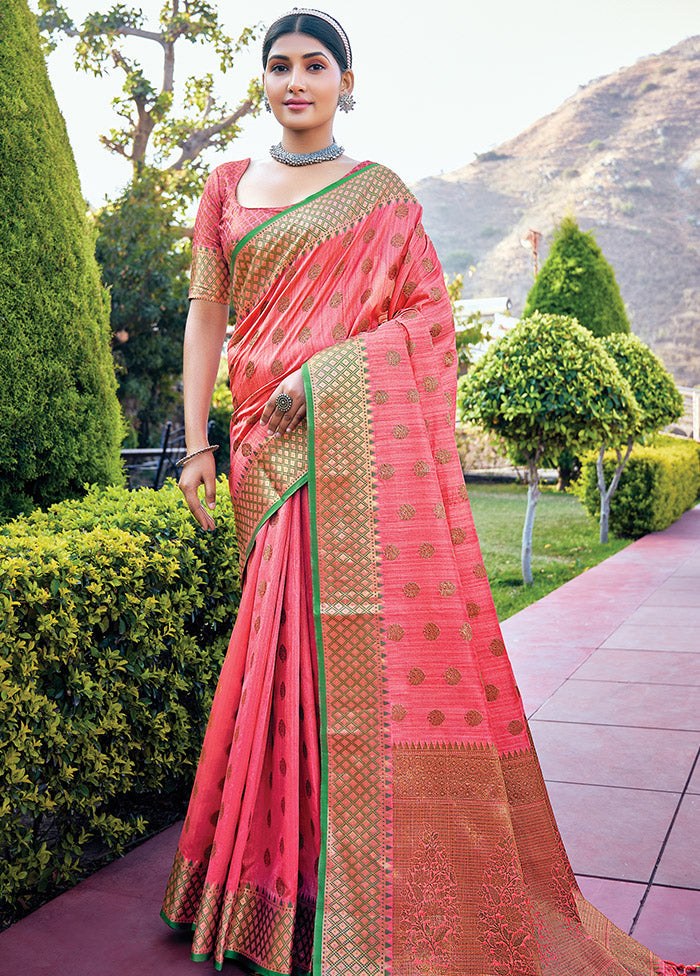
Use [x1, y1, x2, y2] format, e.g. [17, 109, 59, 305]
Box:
[308, 61, 327, 71]
[269, 63, 288, 73]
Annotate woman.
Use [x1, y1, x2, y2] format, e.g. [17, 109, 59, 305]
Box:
[161, 9, 695, 976]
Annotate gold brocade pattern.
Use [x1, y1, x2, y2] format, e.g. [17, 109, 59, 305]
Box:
[232, 166, 413, 321]
[233, 425, 309, 570]
[161, 848, 206, 923]
[190, 245, 231, 304]
[162, 854, 315, 973]
[217, 883, 316, 974]
[306, 338, 389, 976]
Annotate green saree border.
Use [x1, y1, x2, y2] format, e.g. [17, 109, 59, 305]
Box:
[243, 473, 309, 565]
[217, 948, 312, 976]
[302, 345, 390, 976]
[301, 363, 329, 976]
[231, 163, 379, 273]
[160, 908, 193, 932]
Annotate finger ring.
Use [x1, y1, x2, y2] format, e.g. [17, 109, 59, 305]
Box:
[276, 393, 293, 413]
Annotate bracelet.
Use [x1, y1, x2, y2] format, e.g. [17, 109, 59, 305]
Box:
[175, 444, 220, 468]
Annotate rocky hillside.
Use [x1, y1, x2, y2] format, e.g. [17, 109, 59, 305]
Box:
[415, 36, 700, 387]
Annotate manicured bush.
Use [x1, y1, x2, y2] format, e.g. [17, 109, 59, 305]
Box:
[578, 436, 700, 538]
[459, 312, 638, 583]
[0, 480, 240, 912]
[0, 0, 123, 518]
[522, 215, 630, 337]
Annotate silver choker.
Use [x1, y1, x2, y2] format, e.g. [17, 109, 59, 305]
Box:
[269, 141, 344, 166]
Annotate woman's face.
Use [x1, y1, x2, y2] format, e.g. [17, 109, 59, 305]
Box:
[263, 32, 353, 133]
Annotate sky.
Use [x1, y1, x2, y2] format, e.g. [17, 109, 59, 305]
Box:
[43, 0, 700, 208]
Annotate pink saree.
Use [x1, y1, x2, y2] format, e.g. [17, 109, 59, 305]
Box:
[161, 160, 695, 976]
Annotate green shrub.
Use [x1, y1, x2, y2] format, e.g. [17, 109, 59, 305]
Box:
[0, 480, 240, 910]
[522, 215, 630, 337]
[578, 436, 700, 537]
[0, 0, 123, 518]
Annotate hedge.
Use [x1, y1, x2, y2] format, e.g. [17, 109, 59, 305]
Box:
[0, 480, 240, 912]
[578, 436, 700, 538]
[0, 0, 123, 518]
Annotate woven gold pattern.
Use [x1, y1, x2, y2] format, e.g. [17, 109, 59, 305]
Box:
[232, 166, 412, 322]
[307, 337, 389, 976]
[233, 424, 308, 569]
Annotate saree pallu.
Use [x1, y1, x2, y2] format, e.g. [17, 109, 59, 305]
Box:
[161, 162, 693, 976]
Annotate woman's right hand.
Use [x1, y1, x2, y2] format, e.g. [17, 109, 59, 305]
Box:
[178, 451, 217, 531]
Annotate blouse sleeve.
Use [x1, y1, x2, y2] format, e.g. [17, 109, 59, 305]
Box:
[189, 168, 231, 304]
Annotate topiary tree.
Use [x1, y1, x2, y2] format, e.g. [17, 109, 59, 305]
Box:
[458, 311, 638, 586]
[522, 215, 630, 337]
[592, 333, 683, 543]
[0, 0, 123, 518]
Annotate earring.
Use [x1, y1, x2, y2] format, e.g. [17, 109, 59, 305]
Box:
[338, 91, 355, 113]
[263, 94, 272, 113]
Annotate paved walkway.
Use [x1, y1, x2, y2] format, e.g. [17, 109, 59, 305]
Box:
[1, 507, 699, 974]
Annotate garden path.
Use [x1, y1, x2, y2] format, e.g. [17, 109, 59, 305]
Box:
[1, 505, 698, 974]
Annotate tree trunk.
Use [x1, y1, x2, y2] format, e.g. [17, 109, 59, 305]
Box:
[596, 439, 634, 544]
[521, 457, 540, 586]
[596, 447, 610, 544]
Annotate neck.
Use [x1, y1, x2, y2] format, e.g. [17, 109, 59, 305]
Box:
[280, 124, 336, 155]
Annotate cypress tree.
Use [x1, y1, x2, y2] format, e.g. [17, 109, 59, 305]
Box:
[0, 0, 123, 518]
[522, 215, 630, 337]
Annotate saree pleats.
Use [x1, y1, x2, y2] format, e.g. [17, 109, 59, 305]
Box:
[162, 487, 320, 974]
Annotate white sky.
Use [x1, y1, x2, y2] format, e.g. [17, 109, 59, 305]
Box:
[43, 0, 700, 207]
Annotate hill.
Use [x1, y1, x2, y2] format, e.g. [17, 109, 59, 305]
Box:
[415, 36, 700, 387]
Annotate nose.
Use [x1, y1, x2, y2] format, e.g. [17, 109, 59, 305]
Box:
[287, 65, 306, 92]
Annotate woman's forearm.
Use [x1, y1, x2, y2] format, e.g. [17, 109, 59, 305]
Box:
[183, 298, 229, 451]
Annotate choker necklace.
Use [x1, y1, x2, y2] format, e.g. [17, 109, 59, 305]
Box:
[269, 141, 344, 166]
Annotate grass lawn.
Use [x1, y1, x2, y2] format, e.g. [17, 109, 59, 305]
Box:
[467, 482, 630, 621]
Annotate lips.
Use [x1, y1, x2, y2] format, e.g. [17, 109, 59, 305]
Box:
[284, 100, 312, 108]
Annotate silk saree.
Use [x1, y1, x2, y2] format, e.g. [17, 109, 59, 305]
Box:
[161, 160, 694, 976]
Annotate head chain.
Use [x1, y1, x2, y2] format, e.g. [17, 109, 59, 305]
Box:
[282, 7, 352, 69]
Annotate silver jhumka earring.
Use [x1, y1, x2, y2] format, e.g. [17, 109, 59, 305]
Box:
[338, 91, 355, 113]
[264, 94, 272, 113]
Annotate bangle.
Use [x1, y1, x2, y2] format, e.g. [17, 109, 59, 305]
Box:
[175, 444, 220, 468]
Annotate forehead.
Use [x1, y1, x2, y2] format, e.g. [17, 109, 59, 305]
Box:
[267, 31, 335, 61]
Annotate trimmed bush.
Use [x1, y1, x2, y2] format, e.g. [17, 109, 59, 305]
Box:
[0, 480, 240, 912]
[578, 436, 700, 538]
[523, 215, 630, 337]
[0, 0, 123, 517]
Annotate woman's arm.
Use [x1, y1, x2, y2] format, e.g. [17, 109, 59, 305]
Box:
[178, 298, 229, 531]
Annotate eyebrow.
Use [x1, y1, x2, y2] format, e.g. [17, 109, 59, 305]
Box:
[268, 52, 330, 61]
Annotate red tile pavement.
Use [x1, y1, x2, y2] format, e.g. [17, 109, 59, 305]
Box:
[530, 721, 698, 791]
[575, 876, 646, 932]
[502, 503, 700, 961]
[544, 781, 680, 882]
[654, 794, 700, 889]
[573, 648, 700, 685]
[632, 886, 700, 961]
[1, 506, 699, 972]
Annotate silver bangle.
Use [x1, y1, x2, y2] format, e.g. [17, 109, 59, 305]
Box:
[175, 444, 220, 468]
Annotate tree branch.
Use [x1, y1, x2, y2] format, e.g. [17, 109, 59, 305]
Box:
[167, 99, 254, 169]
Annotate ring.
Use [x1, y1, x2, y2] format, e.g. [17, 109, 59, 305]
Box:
[275, 393, 293, 413]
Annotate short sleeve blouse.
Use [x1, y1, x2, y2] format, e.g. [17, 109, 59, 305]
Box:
[189, 161, 282, 304]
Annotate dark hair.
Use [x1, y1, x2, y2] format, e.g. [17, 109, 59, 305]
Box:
[262, 12, 351, 72]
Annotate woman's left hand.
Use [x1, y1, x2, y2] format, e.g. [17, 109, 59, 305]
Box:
[260, 368, 307, 436]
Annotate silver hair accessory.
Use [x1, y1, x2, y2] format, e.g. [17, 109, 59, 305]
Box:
[275, 393, 294, 413]
[264, 93, 272, 113]
[338, 91, 355, 113]
[285, 7, 352, 68]
[269, 140, 344, 166]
